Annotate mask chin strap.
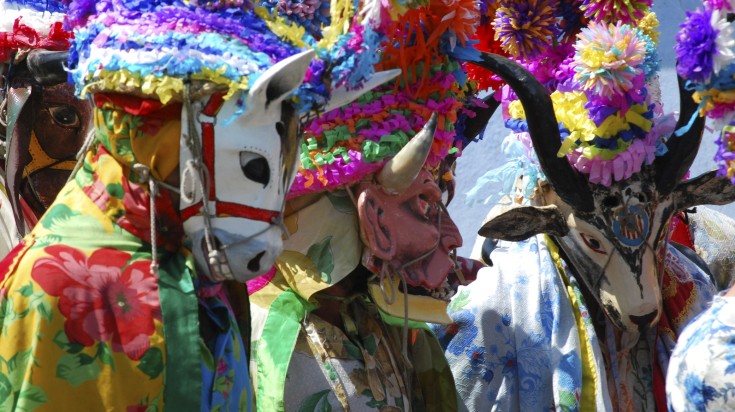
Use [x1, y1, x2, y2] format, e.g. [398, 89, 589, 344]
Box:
[182, 82, 224, 274]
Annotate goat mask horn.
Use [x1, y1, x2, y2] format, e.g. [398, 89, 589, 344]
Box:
[462, 93, 500, 141]
[654, 74, 706, 196]
[473, 52, 594, 212]
[376, 112, 437, 192]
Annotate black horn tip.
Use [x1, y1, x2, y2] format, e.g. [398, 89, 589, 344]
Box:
[26, 50, 70, 86]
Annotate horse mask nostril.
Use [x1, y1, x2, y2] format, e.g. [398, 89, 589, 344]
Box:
[248, 251, 266, 272]
[629, 310, 658, 327]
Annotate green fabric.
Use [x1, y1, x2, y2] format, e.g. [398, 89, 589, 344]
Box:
[256, 289, 315, 412]
[378, 309, 431, 331]
[411, 330, 459, 412]
[158, 255, 202, 411]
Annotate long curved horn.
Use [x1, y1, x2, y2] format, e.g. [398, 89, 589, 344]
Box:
[462, 93, 500, 141]
[473, 52, 594, 212]
[654, 75, 705, 196]
[376, 112, 438, 192]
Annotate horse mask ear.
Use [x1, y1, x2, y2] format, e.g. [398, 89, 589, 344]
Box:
[357, 186, 396, 261]
[246, 49, 316, 114]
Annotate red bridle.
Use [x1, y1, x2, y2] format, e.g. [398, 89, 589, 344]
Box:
[180, 94, 282, 224]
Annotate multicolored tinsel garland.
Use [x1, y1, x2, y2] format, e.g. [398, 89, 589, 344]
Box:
[288, 0, 482, 197]
[67, 0, 380, 112]
[0, 1, 72, 62]
[675, 1, 735, 182]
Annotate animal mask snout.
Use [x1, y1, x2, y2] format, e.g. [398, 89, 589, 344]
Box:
[247, 251, 266, 272]
[629, 310, 658, 328]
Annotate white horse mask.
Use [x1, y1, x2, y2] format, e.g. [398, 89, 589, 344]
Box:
[180, 50, 400, 282]
[179, 50, 312, 282]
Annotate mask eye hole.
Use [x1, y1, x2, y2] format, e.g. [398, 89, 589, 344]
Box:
[580, 233, 607, 255]
[602, 196, 620, 209]
[240, 151, 270, 187]
[47, 105, 81, 128]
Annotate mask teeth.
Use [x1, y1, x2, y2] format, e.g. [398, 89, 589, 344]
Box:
[427, 278, 454, 302]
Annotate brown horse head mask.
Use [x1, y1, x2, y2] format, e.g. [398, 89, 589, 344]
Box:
[3, 50, 92, 232]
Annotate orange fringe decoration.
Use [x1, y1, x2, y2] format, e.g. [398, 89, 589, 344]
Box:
[376, 0, 479, 100]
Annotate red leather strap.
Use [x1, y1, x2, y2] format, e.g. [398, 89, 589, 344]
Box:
[181, 94, 281, 224]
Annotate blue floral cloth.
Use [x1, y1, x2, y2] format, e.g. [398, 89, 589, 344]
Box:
[434, 235, 613, 411]
[666, 295, 735, 411]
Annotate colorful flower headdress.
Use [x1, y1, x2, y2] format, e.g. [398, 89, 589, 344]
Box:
[0, 0, 72, 63]
[66, 0, 382, 112]
[288, 0, 483, 198]
[470, 0, 673, 205]
[675, 0, 735, 182]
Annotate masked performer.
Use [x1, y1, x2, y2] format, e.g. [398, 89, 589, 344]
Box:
[0, 0, 92, 256]
[247, 1, 484, 409]
[0, 0, 388, 410]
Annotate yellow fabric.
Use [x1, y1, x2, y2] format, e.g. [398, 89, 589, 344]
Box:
[92, 103, 181, 182]
[367, 277, 452, 324]
[129, 119, 182, 182]
[276, 250, 332, 302]
[546, 236, 599, 411]
[0, 181, 167, 411]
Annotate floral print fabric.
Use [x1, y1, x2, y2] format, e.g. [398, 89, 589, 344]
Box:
[0, 100, 251, 411]
[32, 245, 162, 360]
[434, 235, 613, 411]
[438, 233, 716, 412]
[286, 298, 419, 411]
[667, 296, 735, 411]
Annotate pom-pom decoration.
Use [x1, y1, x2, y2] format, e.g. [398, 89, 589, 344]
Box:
[573, 21, 647, 97]
[492, 0, 559, 60]
[580, 0, 653, 25]
[473, 0, 679, 190]
[675, 5, 735, 121]
[675, 7, 721, 84]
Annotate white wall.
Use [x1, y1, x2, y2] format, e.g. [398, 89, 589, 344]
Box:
[450, 0, 735, 256]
